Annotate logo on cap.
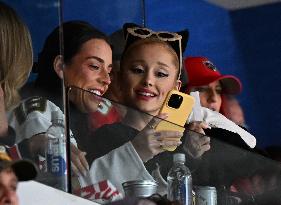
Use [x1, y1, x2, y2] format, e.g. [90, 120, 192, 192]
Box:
[203, 60, 217, 71]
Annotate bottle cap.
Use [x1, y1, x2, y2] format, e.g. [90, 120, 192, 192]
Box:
[173, 153, 185, 163]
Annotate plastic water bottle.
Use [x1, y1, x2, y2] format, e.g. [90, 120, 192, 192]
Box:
[46, 110, 67, 191]
[167, 153, 192, 205]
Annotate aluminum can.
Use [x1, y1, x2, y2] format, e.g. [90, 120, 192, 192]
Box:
[194, 186, 217, 205]
[122, 180, 158, 198]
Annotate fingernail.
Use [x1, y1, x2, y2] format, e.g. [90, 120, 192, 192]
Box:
[177, 141, 182, 145]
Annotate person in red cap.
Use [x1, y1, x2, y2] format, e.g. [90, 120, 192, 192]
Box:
[182, 56, 277, 204]
[184, 56, 242, 113]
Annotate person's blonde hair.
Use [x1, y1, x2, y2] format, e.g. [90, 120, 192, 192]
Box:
[0, 2, 33, 110]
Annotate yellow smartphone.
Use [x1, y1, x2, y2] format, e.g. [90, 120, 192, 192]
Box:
[155, 90, 195, 151]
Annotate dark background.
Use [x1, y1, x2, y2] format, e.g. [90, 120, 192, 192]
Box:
[4, 0, 281, 148]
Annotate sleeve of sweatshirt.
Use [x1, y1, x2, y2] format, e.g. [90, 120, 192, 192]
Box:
[88, 142, 156, 195]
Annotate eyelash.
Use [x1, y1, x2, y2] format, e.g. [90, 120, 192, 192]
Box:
[130, 67, 169, 78]
[156, 72, 169, 78]
[89, 64, 112, 76]
[130, 67, 144, 74]
[216, 88, 222, 94]
[89, 64, 100, 70]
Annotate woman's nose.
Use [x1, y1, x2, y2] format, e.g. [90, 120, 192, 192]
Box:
[99, 69, 111, 85]
[142, 72, 154, 87]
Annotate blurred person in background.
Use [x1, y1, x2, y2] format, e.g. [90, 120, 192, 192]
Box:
[183, 56, 242, 113]
[0, 148, 37, 205]
[182, 56, 258, 203]
[0, 1, 33, 146]
[182, 56, 250, 149]
[221, 95, 247, 128]
[0, 0, 52, 169]
[0, 2, 74, 195]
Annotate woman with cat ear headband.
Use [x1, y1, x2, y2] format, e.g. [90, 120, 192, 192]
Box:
[85, 23, 208, 194]
[123, 23, 189, 80]
[86, 23, 256, 196]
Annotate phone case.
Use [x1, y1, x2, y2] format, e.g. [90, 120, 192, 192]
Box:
[155, 90, 195, 151]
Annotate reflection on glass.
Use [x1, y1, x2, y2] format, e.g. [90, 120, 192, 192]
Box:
[67, 87, 281, 204]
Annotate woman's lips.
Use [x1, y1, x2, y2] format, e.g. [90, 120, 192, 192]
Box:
[135, 89, 156, 101]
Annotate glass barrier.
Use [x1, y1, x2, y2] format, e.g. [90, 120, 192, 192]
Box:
[65, 86, 281, 204]
[2, 1, 281, 205]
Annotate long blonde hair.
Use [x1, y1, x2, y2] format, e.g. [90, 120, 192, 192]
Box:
[0, 2, 33, 110]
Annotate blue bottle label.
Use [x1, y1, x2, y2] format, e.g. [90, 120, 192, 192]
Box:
[47, 154, 66, 176]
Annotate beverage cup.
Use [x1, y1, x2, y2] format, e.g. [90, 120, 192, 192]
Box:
[122, 180, 158, 198]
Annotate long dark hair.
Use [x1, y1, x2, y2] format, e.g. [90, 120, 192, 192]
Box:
[34, 20, 110, 93]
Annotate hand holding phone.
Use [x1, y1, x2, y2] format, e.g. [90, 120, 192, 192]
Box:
[155, 90, 195, 151]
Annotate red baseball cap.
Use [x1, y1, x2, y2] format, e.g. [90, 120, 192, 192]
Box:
[184, 57, 242, 95]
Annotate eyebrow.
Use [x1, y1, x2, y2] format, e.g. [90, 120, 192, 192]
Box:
[130, 60, 171, 68]
[157, 61, 170, 68]
[86, 56, 104, 63]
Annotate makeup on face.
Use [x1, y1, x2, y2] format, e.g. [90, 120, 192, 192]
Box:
[121, 42, 180, 115]
[64, 38, 113, 112]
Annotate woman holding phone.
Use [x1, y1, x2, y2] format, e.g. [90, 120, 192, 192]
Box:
[86, 23, 195, 194]
[86, 23, 256, 195]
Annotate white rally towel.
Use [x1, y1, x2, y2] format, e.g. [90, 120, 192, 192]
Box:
[188, 92, 256, 148]
[200, 107, 256, 148]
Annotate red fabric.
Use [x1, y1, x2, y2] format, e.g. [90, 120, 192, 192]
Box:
[89, 100, 122, 132]
[6, 145, 22, 160]
[73, 179, 122, 201]
[99, 180, 108, 191]
[184, 57, 242, 95]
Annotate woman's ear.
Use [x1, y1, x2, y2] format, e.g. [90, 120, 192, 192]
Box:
[175, 80, 182, 91]
[53, 55, 64, 79]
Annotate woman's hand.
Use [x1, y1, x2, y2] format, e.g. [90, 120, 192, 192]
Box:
[131, 113, 183, 162]
[28, 134, 89, 176]
[28, 133, 48, 157]
[70, 143, 89, 176]
[184, 122, 211, 159]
